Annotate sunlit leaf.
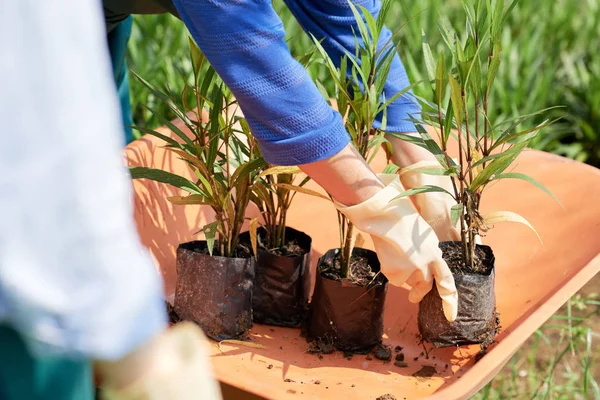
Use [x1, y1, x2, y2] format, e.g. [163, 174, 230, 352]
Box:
[422, 30, 437, 83]
[391, 185, 454, 200]
[259, 166, 302, 177]
[483, 210, 541, 243]
[249, 217, 259, 259]
[492, 172, 563, 208]
[382, 163, 400, 174]
[167, 194, 211, 206]
[129, 166, 203, 195]
[470, 143, 526, 191]
[272, 183, 330, 201]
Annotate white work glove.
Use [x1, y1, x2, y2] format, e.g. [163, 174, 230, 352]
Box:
[398, 161, 461, 242]
[335, 174, 458, 322]
[98, 322, 222, 400]
[398, 161, 482, 244]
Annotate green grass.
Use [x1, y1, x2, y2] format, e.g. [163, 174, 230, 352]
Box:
[125, 3, 600, 397]
[128, 0, 600, 166]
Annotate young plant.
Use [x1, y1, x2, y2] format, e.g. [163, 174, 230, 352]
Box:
[306, 0, 418, 277]
[129, 40, 266, 258]
[388, 0, 561, 270]
[249, 163, 310, 251]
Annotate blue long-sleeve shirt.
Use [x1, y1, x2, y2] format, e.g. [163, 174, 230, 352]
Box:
[171, 0, 419, 166]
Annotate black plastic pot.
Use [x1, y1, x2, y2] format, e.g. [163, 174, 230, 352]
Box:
[418, 242, 498, 348]
[240, 227, 312, 327]
[306, 248, 388, 353]
[174, 240, 255, 341]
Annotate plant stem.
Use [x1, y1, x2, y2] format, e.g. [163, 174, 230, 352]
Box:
[463, 93, 474, 185]
[341, 219, 355, 278]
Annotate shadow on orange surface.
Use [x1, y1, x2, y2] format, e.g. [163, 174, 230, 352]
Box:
[125, 121, 600, 400]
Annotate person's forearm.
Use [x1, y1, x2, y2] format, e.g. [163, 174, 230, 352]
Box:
[385, 133, 439, 168]
[300, 144, 384, 206]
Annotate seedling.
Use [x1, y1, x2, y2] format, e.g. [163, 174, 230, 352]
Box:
[388, 0, 562, 271]
[129, 39, 266, 258]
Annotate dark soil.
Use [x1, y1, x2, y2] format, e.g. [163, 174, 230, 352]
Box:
[239, 229, 308, 258]
[320, 255, 379, 286]
[372, 344, 392, 361]
[376, 395, 397, 400]
[440, 242, 492, 274]
[270, 240, 305, 257]
[412, 366, 437, 378]
[306, 336, 335, 355]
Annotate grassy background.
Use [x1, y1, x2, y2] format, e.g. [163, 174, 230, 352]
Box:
[126, 1, 600, 397]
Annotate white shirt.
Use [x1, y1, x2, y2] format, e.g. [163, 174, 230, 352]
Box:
[0, 0, 166, 360]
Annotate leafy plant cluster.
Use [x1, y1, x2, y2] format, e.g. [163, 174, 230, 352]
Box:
[387, 0, 561, 269]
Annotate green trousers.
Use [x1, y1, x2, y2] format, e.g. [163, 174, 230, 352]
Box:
[0, 326, 93, 400]
[107, 16, 134, 145]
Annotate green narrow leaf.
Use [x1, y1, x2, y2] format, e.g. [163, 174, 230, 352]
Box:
[486, 43, 502, 94]
[382, 163, 400, 174]
[443, 101, 454, 143]
[231, 158, 267, 187]
[491, 119, 559, 150]
[492, 173, 563, 208]
[422, 30, 437, 84]
[167, 194, 211, 206]
[470, 143, 526, 191]
[391, 185, 454, 200]
[200, 221, 219, 256]
[188, 37, 204, 77]
[451, 204, 463, 227]
[129, 166, 203, 195]
[449, 73, 463, 126]
[358, 4, 379, 45]
[435, 52, 446, 109]
[415, 123, 456, 169]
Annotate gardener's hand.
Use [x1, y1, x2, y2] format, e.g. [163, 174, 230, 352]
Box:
[96, 322, 222, 400]
[398, 161, 462, 242]
[334, 174, 458, 322]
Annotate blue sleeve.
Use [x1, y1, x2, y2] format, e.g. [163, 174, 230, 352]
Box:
[171, 0, 351, 166]
[283, 0, 420, 133]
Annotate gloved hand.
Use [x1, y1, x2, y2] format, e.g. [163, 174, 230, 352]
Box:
[334, 174, 458, 322]
[398, 161, 482, 245]
[398, 161, 462, 242]
[96, 322, 222, 400]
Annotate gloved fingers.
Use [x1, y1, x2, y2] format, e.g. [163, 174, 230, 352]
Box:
[430, 258, 458, 322]
[408, 277, 433, 304]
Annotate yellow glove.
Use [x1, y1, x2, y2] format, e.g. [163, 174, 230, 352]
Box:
[335, 174, 458, 322]
[98, 322, 222, 400]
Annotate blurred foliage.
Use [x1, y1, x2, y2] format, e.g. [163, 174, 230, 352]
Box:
[127, 0, 600, 163]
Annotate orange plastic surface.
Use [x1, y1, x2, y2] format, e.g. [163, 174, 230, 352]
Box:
[125, 123, 600, 400]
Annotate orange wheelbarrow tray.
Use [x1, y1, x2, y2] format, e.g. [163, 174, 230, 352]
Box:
[126, 123, 600, 400]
